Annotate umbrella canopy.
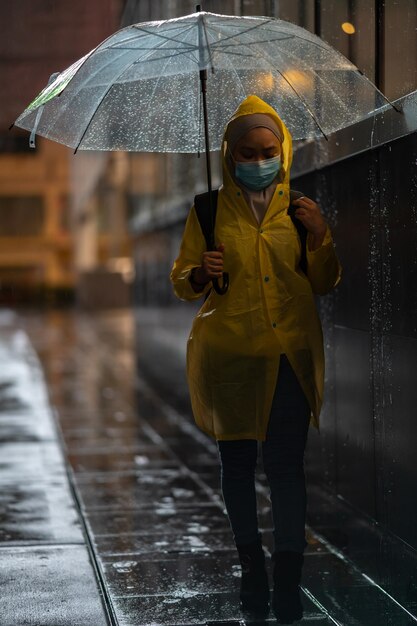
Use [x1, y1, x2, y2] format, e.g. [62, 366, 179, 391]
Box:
[14, 10, 399, 153]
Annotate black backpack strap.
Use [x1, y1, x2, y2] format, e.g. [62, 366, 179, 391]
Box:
[288, 189, 308, 275]
[194, 189, 219, 251]
[193, 187, 308, 285]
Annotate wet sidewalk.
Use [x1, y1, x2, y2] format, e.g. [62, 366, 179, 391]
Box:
[0, 310, 110, 626]
[5, 306, 417, 625]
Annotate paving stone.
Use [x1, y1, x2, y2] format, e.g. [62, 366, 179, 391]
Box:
[67, 445, 180, 473]
[0, 476, 84, 545]
[0, 544, 108, 626]
[76, 470, 214, 511]
[93, 529, 236, 557]
[0, 411, 56, 442]
[0, 441, 66, 482]
[111, 590, 334, 626]
[85, 504, 231, 537]
[62, 426, 155, 447]
[101, 552, 242, 597]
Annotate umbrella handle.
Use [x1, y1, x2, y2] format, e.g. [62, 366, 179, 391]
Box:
[212, 272, 229, 295]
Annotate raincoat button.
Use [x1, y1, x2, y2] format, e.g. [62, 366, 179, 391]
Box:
[260, 228, 264, 233]
[237, 191, 241, 196]
[264, 276, 269, 282]
[278, 190, 283, 195]
[272, 322, 277, 328]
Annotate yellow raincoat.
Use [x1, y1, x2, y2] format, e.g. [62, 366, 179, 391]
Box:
[170, 95, 342, 440]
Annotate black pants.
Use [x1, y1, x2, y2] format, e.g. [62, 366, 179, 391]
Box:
[217, 354, 311, 554]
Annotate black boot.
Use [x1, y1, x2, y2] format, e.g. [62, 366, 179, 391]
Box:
[272, 550, 304, 623]
[236, 535, 270, 615]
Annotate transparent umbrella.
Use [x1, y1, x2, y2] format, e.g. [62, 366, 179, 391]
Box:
[12, 7, 401, 293]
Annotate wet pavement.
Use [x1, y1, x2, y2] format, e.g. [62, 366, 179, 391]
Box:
[2, 305, 417, 625]
[0, 310, 109, 625]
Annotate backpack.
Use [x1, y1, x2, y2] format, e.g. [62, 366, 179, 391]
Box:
[194, 188, 308, 277]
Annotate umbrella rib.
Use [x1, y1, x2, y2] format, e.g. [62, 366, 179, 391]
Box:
[105, 48, 200, 74]
[276, 71, 328, 140]
[206, 21, 347, 61]
[203, 18, 273, 46]
[204, 22, 320, 70]
[107, 33, 335, 71]
[230, 56, 248, 105]
[104, 30, 161, 49]
[220, 37, 248, 106]
[239, 23, 343, 58]
[264, 39, 354, 122]
[250, 42, 329, 140]
[277, 30, 345, 57]
[208, 48, 256, 59]
[354, 68, 402, 113]
[32, 48, 136, 144]
[129, 47, 200, 67]
[200, 13, 214, 73]
[139, 47, 183, 137]
[132, 24, 196, 50]
[73, 37, 177, 152]
[211, 34, 295, 50]
[27, 28, 166, 112]
[110, 22, 196, 53]
[73, 66, 137, 153]
[46, 26, 162, 104]
[284, 31, 349, 57]
[108, 45, 189, 51]
[210, 41, 296, 60]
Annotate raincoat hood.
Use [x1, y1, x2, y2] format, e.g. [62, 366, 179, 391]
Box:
[221, 95, 293, 194]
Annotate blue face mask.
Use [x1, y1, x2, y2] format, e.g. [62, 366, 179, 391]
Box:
[235, 155, 282, 191]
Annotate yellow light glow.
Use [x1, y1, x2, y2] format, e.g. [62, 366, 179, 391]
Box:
[282, 69, 313, 93]
[256, 70, 314, 96]
[257, 72, 275, 93]
[342, 22, 356, 35]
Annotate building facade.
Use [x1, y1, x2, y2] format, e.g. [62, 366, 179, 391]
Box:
[2, 0, 131, 305]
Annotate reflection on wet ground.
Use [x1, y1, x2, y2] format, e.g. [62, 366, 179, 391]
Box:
[0, 310, 109, 625]
[16, 306, 417, 625]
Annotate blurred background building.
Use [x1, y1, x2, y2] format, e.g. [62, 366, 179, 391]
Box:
[0, 0, 131, 307]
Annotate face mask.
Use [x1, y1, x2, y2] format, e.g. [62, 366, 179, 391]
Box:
[235, 155, 282, 191]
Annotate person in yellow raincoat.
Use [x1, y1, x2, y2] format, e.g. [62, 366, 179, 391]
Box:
[170, 95, 342, 621]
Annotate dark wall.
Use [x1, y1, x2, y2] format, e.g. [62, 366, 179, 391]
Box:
[296, 133, 417, 555]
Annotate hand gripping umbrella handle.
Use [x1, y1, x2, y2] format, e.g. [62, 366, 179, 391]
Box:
[212, 273, 229, 295]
